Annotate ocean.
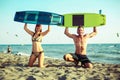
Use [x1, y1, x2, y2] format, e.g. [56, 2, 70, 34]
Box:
[0, 44, 120, 64]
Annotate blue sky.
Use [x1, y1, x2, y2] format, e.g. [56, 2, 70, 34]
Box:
[0, 0, 120, 44]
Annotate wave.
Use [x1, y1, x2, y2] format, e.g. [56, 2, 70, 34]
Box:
[90, 53, 120, 58]
[96, 49, 120, 55]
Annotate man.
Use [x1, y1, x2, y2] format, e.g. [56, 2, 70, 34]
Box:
[63, 26, 97, 68]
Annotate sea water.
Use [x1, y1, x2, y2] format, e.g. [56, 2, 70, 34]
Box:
[0, 44, 120, 64]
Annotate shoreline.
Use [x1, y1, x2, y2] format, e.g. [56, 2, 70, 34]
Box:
[0, 43, 120, 45]
[0, 53, 120, 80]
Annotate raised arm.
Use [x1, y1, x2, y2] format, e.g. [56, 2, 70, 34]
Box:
[24, 23, 34, 36]
[64, 27, 74, 38]
[88, 27, 97, 38]
[42, 25, 50, 36]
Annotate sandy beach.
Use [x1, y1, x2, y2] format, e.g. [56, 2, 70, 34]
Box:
[0, 53, 120, 80]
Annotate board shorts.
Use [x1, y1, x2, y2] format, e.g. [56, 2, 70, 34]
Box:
[70, 53, 91, 64]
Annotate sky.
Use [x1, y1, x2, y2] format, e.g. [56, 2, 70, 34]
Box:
[0, 0, 120, 44]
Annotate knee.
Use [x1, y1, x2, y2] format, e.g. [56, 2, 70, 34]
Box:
[63, 54, 74, 62]
[88, 64, 93, 68]
[84, 63, 93, 68]
[63, 54, 70, 61]
[28, 63, 33, 67]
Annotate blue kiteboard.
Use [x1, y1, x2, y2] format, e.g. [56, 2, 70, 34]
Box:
[14, 11, 64, 25]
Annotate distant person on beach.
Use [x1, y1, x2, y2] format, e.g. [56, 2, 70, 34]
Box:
[24, 23, 50, 67]
[63, 26, 97, 68]
[7, 45, 12, 53]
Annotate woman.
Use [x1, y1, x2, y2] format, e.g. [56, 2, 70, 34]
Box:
[24, 23, 50, 67]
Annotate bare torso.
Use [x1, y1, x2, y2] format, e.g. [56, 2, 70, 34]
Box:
[32, 34, 43, 52]
[73, 34, 88, 55]
[32, 42, 43, 52]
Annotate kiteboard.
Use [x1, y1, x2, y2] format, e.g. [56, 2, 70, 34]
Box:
[62, 13, 106, 28]
[14, 11, 64, 25]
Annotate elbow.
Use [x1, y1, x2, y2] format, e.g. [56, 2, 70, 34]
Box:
[47, 28, 50, 32]
[64, 27, 68, 35]
[24, 27, 27, 31]
[48, 29, 50, 32]
[64, 30, 68, 35]
[48, 27, 50, 32]
[64, 31, 67, 35]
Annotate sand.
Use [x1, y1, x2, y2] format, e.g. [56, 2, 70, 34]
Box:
[0, 53, 120, 80]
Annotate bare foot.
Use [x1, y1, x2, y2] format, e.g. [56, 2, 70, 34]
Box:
[39, 64, 49, 68]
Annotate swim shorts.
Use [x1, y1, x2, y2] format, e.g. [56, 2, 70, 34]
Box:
[70, 53, 91, 64]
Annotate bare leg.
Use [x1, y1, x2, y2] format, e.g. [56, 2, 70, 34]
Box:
[64, 54, 79, 66]
[28, 54, 36, 67]
[38, 52, 44, 67]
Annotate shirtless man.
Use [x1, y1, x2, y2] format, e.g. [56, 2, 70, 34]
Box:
[63, 26, 97, 68]
[24, 23, 50, 67]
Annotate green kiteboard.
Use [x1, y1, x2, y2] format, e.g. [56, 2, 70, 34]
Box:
[62, 13, 106, 28]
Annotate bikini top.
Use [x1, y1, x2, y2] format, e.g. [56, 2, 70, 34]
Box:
[32, 34, 42, 42]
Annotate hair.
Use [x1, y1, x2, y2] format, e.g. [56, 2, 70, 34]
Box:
[36, 24, 40, 26]
[77, 26, 84, 30]
[35, 24, 42, 33]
